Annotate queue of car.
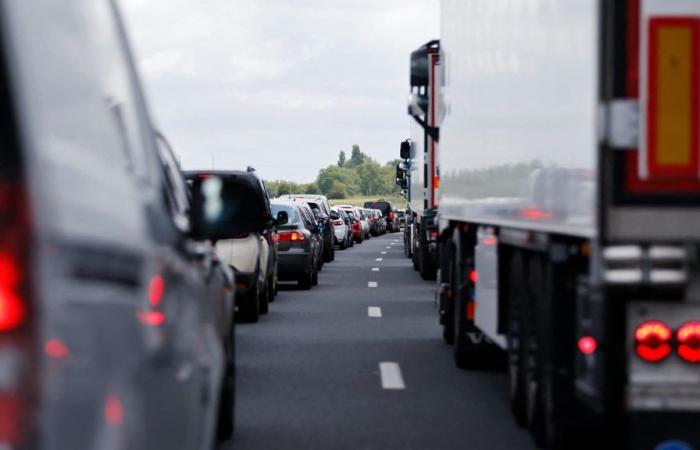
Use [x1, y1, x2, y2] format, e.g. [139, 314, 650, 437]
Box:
[0, 2, 403, 448]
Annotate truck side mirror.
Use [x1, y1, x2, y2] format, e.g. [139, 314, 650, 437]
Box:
[400, 140, 411, 159]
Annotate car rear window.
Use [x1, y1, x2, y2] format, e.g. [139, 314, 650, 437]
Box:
[271, 204, 298, 224]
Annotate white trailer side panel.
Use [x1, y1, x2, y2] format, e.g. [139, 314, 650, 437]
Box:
[439, 0, 599, 238]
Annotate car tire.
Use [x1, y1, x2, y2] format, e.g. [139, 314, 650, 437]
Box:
[312, 267, 318, 286]
[238, 282, 259, 323]
[298, 270, 313, 290]
[259, 281, 269, 315]
[339, 238, 347, 250]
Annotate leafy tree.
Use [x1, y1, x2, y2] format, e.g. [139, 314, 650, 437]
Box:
[305, 182, 319, 194]
[347, 145, 366, 168]
[329, 181, 348, 199]
[277, 181, 292, 196]
[317, 165, 359, 196]
[356, 160, 384, 195]
[338, 151, 346, 168]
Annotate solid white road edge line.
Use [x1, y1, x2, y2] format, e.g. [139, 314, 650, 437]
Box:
[368, 306, 382, 318]
[379, 362, 405, 390]
[368, 281, 378, 288]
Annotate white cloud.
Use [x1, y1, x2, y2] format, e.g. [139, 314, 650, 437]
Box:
[120, 0, 439, 181]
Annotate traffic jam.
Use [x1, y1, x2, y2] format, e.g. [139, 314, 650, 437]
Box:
[3, 0, 700, 449]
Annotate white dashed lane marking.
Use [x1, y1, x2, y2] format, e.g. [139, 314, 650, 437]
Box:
[379, 362, 405, 390]
[376, 258, 383, 261]
[368, 281, 378, 288]
[372, 267, 380, 272]
[368, 306, 382, 318]
[381, 251, 387, 255]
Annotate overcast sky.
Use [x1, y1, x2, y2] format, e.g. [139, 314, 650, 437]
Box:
[120, 0, 439, 182]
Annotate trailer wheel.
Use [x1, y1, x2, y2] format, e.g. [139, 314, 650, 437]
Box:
[507, 253, 527, 425]
[526, 257, 546, 444]
[419, 231, 437, 280]
[442, 242, 456, 345]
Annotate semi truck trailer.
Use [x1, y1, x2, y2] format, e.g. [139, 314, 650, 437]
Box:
[436, 0, 700, 448]
[400, 40, 441, 280]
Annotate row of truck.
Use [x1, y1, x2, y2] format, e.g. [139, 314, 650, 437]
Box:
[397, 1, 700, 448]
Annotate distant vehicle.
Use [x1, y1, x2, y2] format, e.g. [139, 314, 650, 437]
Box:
[0, 2, 239, 447]
[359, 208, 371, 239]
[364, 201, 399, 233]
[396, 209, 406, 230]
[187, 170, 278, 323]
[369, 209, 385, 236]
[331, 207, 352, 249]
[271, 200, 322, 289]
[279, 194, 335, 263]
[337, 205, 364, 243]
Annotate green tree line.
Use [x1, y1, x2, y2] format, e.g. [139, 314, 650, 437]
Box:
[265, 145, 402, 199]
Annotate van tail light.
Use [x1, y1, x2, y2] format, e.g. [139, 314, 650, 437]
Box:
[0, 183, 32, 447]
[277, 231, 305, 242]
[634, 320, 672, 362]
[676, 322, 700, 363]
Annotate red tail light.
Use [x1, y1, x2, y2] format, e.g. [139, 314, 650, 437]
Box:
[333, 219, 344, 226]
[278, 231, 305, 242]
[468, 269, 478, 284]
[0, 253, 25, 332]
[578, 336, 597, 355]
[634, 320, 672, 362]
[148, 275, 164, 307]
[677, 321, 700, 363]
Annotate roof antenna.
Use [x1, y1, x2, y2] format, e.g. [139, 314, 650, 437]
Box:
[247, 166, 256, 172]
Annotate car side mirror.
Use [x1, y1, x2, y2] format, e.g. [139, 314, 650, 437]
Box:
[400, 140, 411, 159]
[190, 175, 269, 240]
[276, 211, 289, 226]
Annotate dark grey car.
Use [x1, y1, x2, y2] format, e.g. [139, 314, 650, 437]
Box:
[271, 200, 322, 289]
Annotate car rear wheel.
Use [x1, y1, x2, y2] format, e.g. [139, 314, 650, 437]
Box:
[259, 281, 269, 315]
[298, 270, 313, 290]
[312, 267, 318, 286]
[238, 282, 259, 323]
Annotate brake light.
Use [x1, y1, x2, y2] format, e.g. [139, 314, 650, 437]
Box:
[578, 336, 597, 355]
[469, 269, 478, 284]
[634, 320, 672, 362]
[0, 253, 25, 332]
[278, 231, 305, 242]
[104, 394, 124, 427]
[334, 219, 344, 226]
[676, 321, 700, 363]
[137, 310, 165, 327]
[148, 275, 164, 307]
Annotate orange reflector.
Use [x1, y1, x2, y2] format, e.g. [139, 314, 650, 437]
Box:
[647, 17, 700, 179]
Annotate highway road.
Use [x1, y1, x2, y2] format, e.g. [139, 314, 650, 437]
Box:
[226, 232, 533, 450]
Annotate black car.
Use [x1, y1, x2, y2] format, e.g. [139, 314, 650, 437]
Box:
[364, 201, 399, 232]
[271, 200, 322, 289]
[0, 2, 243, 448]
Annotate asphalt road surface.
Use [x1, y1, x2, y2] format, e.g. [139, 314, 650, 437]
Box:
[226, 232, 533, 450]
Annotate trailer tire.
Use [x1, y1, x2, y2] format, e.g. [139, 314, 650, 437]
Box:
[419, 233, 437, 281]
[442, 242, 456, 345]
[526, 257, 546, 444]
[507, 253, 527, 425]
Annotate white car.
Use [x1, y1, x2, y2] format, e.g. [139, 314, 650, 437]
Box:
[331, 207, 351, 249]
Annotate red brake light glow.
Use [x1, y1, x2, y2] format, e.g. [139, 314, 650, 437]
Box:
[578, 336, 597, 355]
[104, 394, 124, 427]
[148, 275, 164, 307]
[634, 320, 672, 362]
[44, 339, 70, 359]
[469, 270, 478, 284]
[0, 253, 25, 332]
[137, 310, 165, 327]
[677, 321, 700, 363]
